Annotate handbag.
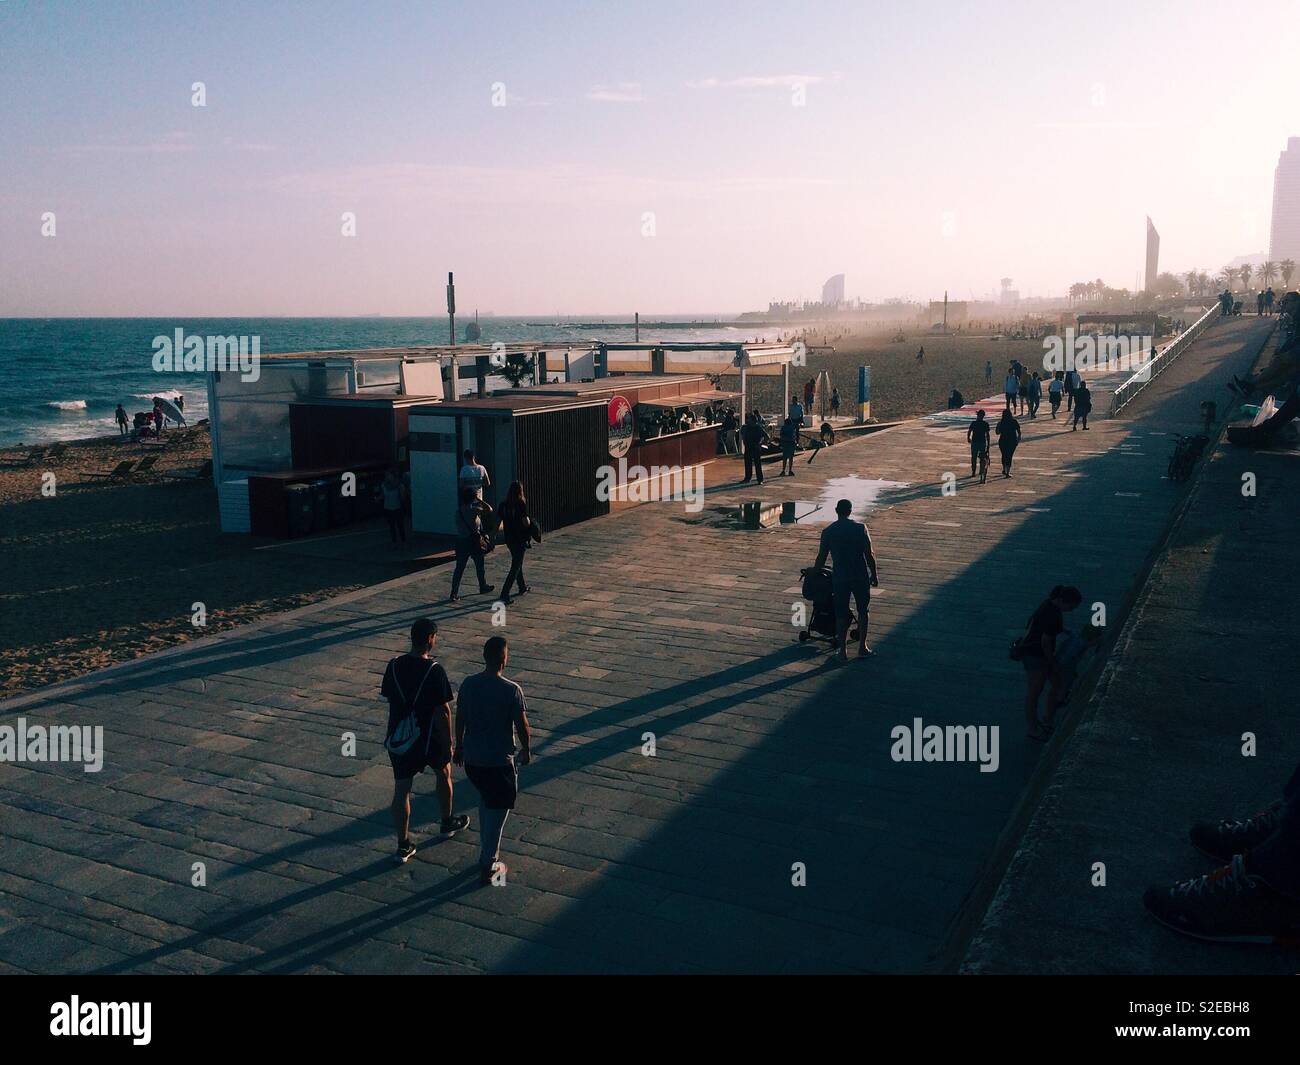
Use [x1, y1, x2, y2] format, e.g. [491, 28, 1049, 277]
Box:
[1009, 612, 1036, 661]
[529, 519, 543, 544]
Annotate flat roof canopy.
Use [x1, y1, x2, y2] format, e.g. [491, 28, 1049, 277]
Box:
[411, 394, 605, 416]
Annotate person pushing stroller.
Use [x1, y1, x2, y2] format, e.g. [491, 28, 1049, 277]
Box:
[812, 499, 879, 661]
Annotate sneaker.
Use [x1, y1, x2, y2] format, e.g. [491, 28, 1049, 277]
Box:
[1143, 854, 1300, 944]
[1189, 801, 1284, 862]
[440, 814, 470, 837]
[449, 594, 461, 603]
[480, 860, 507, 886]
[395, 840, 417, 865]
[478, 584, 495, 595]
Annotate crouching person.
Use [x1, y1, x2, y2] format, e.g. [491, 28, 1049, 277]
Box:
[455, 636, 532, 886]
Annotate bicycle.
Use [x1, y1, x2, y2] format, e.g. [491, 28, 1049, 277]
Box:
[971, 445, 990, 484]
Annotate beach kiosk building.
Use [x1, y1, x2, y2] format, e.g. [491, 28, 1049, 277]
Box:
[205, 344, 580, 534]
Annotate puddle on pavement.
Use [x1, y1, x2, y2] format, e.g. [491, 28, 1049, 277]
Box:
[681, 476, 912, 530]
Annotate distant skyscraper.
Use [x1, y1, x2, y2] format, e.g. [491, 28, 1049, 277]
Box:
[822, 273, 845, 306]
[1269, 137, 1300, 262]
[1145, 217, 1160, 292]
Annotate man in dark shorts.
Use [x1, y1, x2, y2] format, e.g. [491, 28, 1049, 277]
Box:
[382, 618, 469, 864]
[966, 409, 991, 481]
[813, 498, 879, 661]
[454, 636, 532, 886]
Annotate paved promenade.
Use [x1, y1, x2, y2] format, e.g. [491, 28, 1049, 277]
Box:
[966, 319, 1300, 974]
[0, 317, 1273, 973]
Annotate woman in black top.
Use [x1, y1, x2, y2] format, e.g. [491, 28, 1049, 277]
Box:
[995, 408, 1021, 477]
[498, 481, 532, 604]
[1021, 585, 1082, 740]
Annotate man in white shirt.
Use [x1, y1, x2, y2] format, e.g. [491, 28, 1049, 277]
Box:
[458, 449, 491, 499]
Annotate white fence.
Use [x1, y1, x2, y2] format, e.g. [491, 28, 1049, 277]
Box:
[1109, 303, 1219, 416]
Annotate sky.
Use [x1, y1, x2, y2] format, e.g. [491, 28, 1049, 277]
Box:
[2, 0, 1299, 316]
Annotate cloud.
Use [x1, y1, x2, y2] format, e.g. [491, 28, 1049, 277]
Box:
[586, 82, 646, 103]
[687, 74, 828, 90]
[265, 161, 834, 206]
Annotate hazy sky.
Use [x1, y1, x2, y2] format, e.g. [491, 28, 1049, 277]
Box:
[3, 0, 1298, 316]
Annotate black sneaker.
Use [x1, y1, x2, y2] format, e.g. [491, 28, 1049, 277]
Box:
[440, 814, 470, 837]
[478, 584, 495, 595]
[395, 840, 417, 865]
[1142, 854, 1300, 944]
[1189, 801, 1284, 862]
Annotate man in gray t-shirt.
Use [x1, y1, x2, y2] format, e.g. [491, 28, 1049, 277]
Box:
[454, 636, 532, 886]
[813, 499, 879, 661]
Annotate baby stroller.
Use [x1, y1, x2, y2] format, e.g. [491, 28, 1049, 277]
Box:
[798, 566, 858, 644]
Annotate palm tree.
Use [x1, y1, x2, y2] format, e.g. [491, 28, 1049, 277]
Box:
[1198, 271, 1211, 296]
[1185, 270, 1200, 296]
[1239, 263, 1253, 292]
[1281, 259, 1296, 288]
[1260, 261, 1278, 286]
[1214, 272, 1230, 292]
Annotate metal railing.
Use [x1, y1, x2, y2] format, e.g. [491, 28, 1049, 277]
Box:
[1109, 302, 1218, 416]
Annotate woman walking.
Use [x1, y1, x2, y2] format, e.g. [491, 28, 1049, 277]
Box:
[995, 408, 1021, 477]
[498, 481, 534, 605]
[1017, 585, 1083, 741]
[450, 487, 495, 602]
[1048, 372, 1063, 418]
[1071, 381, 1093, 430]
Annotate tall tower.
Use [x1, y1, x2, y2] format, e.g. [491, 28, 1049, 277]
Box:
[1145, 217, 1160, 293]
[1269, 137, 1300, 262]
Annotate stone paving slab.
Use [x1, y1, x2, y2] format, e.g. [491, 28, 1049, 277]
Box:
[0, 316, 1273, 973]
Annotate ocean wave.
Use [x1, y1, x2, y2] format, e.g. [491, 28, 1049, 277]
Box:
[131, 389, 186, 401]
[46, 400, 88, 411]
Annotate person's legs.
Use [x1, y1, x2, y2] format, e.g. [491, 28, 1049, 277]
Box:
[832, 584, 850, 660]
[854, 584, 871, 655]
[1023, 661, 1047, 732]
[503, 544, 525, 598]
[1005, 446, 1015, 474]
[1081, 411, 1089, 429]
[472, 550, 490, 592]
[970, 446, 978, 478]
[450, 542, 469, 597]
[742, 449, 754, 482]
[479, 804, 510, 873]
[391, 777, 414, 847]
[433, 763, 454, 821]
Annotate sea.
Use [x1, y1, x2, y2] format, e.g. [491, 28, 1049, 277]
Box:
[0, 317, 776, 448]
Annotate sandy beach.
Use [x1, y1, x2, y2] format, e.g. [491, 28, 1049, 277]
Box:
[730, 330, 1051, 420]
[0, 425, 384, 696]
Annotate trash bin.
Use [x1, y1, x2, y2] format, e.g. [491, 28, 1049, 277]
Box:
[285, 484, 314, 538]
[309, 480, 330, 531]
[328, 477, 355, 527]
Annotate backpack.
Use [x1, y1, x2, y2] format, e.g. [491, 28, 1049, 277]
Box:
[383, 658, 437, 756]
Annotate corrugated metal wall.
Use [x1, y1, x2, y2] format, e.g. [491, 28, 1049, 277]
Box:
[514, 405, 610, 532]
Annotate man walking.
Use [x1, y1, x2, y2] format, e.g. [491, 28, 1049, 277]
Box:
[115, 403, 129, 437]
[967, 409, 991, 482]
[455, 636, 532, 886]
[813, 499, 879, 661]
[382, 618, 470, 864]
[458, 449, 491, 499]
[739, 412, 769, 484]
